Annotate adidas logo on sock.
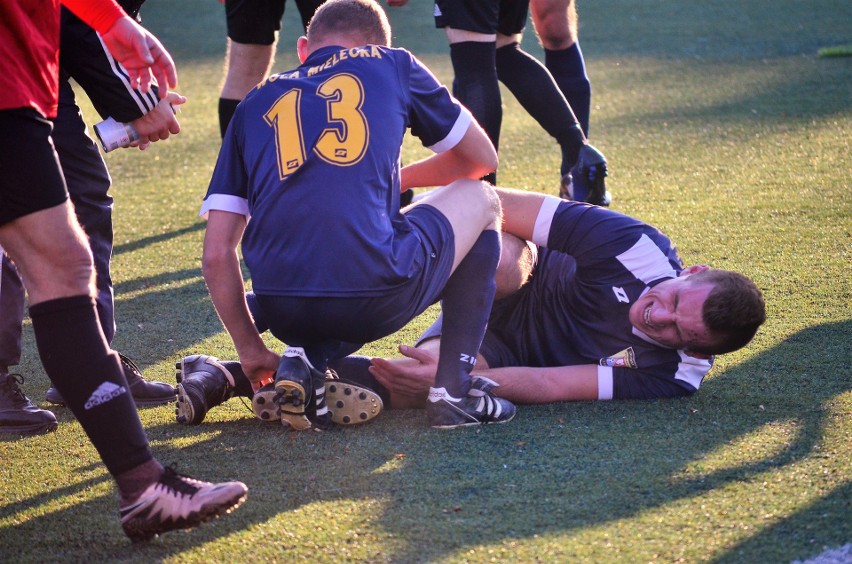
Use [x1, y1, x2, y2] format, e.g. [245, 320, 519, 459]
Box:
[84, 381, 128, 410]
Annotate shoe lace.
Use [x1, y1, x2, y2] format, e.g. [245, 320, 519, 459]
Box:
[118, 353, 143, 379]
[1, 373, 29, 406]
[158, 465, 202, 497]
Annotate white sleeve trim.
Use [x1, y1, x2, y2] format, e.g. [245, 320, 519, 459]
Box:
[597, 366, 614, 400]
[531, 196, 562, 247]
[427, 109, 472, 153]
[199, 194, 250, 220]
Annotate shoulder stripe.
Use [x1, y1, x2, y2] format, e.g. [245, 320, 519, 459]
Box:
[616, 234, 677, 284]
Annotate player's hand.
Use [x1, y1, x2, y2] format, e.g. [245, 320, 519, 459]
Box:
[100, 16, 177, 99]
[129, 92, 187, 148]
[369, 344, 436, 396]
[239, 347, 280, 392]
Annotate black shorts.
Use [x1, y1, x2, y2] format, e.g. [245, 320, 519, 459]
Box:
[252, 203, 455, 351]
[0, 109, 68, 227]
[434, 0, 529, 36]
[225, 0, 325, 44]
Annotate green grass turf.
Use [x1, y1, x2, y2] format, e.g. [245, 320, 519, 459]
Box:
[1, 0, 850, 561]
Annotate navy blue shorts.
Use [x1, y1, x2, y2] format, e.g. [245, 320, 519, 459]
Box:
[0, 109, 68, 227]
[434, 0, 529, 36]
[225, 0, 324, 44]
[252, 203, 455, 365]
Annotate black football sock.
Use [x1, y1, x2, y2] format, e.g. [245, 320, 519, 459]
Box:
[435, 230, 500, 398]
[497, 42, 586, 177]
[218, 98, 241, 138]
[29, 295, 153, 476]
[327, 355, 392, 409]
[545, 42, 592, 137]
[450, 41, 501, 184]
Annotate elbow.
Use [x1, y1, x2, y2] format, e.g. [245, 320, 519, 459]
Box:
[475, 153, 499, 182]
[201, 246, 231, 281]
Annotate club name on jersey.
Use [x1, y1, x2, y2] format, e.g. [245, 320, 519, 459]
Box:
[307, 46, 384, 76]
[257, 46, 384, 89]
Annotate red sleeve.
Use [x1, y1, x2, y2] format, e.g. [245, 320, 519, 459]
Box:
[60, 0, 125, 34]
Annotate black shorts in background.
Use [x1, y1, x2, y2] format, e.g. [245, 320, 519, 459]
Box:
[225, 0, 325, 44]
[434, 0, 529, 36]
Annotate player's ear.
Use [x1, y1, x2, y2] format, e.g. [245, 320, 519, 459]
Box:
[297, 36, 309, 63]
[679, 264, 710, 278]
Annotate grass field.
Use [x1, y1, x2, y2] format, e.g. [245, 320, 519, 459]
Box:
[1, 1, 850, 562]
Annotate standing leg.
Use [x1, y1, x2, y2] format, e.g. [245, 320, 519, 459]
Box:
[44, 79, 175, 407]
[531, 0, 592, 136]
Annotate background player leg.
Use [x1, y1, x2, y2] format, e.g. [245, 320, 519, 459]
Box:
[531, 0, 592, 136]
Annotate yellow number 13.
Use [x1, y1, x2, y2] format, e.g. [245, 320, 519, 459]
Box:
[264, 73, 369, 179]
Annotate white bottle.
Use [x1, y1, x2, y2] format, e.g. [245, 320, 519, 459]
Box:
[93, 117, 140, 152]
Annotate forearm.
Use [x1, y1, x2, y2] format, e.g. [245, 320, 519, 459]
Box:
[472, 364, 599, 403]
[402, 120, 497, 190]
[203, 254, 266, 360]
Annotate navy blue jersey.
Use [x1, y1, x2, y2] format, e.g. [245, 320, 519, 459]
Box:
[483, 196, 713, 399]
[202, 45, 471, 297]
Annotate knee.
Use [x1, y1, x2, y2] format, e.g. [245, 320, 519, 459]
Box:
[477, 181, 502, 227]
[532, 4, 577, 49]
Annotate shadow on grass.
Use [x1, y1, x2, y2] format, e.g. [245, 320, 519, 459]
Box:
[2, 321, 848, 560]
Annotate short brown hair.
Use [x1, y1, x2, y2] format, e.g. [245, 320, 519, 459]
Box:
[689, 269, 766, 354]
[307, 0, 391, 47]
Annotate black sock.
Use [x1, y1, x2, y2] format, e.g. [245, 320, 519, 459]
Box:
[497, 42, 586, 176]
[29, 295, 152, 476]
[450, 41, 501, 184]
[435, 230, 500, 397]
[545, 43, 591, 137]
[218, 98, 241, 138]
[327, 355, 392, 409]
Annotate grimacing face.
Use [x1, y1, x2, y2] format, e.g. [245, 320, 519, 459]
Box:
[628, 276, 717, 352]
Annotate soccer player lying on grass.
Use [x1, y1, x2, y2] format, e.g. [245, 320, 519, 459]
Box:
[357, 187, 767, 407]
[174, 186, 765, 424]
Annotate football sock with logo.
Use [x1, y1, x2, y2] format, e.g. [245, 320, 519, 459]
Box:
[496, 42, 586, 177]
[450, 41, 501, 184]
[545, 43, 592, 137]
[327, 355, 392, 408]
[434, 230, 500, 398]
[218, 98, 241, 138]
[29, 295, 152, 476]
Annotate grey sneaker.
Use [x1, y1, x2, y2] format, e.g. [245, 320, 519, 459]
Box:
[175, 355, 236, 425]
[426, 376, 516, 429]
[0, 372, 57, 436]
[46, 353, 175, 407]
[119, 466, 247, 542]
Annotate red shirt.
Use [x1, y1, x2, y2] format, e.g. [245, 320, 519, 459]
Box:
[0, 0, 123, 117]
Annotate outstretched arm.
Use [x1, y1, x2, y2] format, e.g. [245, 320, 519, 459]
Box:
[202, 211, 279, 389]
[370, 343, 600, 404]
